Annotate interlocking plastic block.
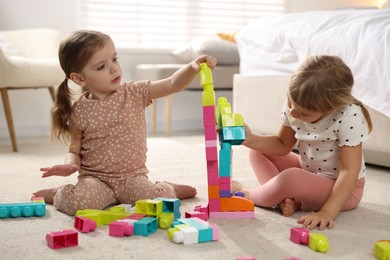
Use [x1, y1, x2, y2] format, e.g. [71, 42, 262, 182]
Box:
[219, 126, 246, 145]
[185, 211, 208, 221]
[31, 196, 45, 203]
[221, 113, 245, 127]
[109, 221, 134, 237]
[167, 224, 190, 239]
[220, 190, 232, 198]
[208, 199, 220, 212]
[375, 241, 390, 260]
[206, 146, 218, 161]
[133, 217, 158, 236]
[126, 213, 148, 220]
[0, 201, 46, 218]
[109, 204, 135, 213]
[209, 211, 255, 219]
[74, 216, 97, 233]
[202, 88, 216, 106]
[204, 125, 217, 141]
[208, 185, 220, 199]
[178, 218, 213, 243]
[159, 212, 174, 229]
[220, 197, 254, 212]
[172, 226, 199, 245]
[191, 217, 220, 241]
[203, 106, 216, 127]
[219, 176, 231, 184]
[199, 63, 213, 85]
[136, 199, 162, 218]
[46, 229, 78, 249]
[236, 257, 256, 260]
[75, 208, 131, 226]
[219, 182, 231, 190]
[155, 197, 182, 220]
[308, 233, 329, 253]
[290, 227, 310, 245]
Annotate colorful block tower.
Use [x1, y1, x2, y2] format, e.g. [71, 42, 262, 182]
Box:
[199, 63, 254, 219]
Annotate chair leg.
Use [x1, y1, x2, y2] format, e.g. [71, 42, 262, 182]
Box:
[48, 86, 55, 102]
[1, 88, 18, 152]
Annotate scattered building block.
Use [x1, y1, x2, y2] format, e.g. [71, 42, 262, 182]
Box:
[109, 221, 134, 237]
[290, 227, 310, 245]
[74, 216, 96, 233]
[308, 233, 329, 253]
[0, 201, 46, 219]
[185, 211, 208, 221]
[375, 241, 390, 260]
[46, 229, 78, 249]
[133, 217, 158, 236]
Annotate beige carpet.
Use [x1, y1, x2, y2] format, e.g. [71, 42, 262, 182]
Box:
[1, 134, 389, 260]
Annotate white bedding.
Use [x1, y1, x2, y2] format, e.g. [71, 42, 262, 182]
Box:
[235, 9, 390, 118]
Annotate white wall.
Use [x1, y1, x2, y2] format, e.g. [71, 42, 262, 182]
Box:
[0, 0, 382, 140]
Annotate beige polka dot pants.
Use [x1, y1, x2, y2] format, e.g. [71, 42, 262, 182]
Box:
[53, 174, 176, 215]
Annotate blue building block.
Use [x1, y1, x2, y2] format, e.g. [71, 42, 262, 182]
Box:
[134, 217, 158, 236]
[0, 202, 46, 218]
[178, 218, 213, 243]
[220, 190, 232, 198]
[219, 126, 245, 145]
[156, 198, 181, 220]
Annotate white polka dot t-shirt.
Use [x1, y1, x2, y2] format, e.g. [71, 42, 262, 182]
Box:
[281, 102, 369, 179]
[69, 80, 152, 179]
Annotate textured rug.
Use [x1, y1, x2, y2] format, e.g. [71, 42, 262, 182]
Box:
[1, 135, 389, 259]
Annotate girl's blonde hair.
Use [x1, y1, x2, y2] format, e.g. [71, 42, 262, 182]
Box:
[289, 55, 372, 133]
[52, 30, 111, 143]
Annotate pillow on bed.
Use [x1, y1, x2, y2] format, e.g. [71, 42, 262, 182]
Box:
[173, 38, 239, 65]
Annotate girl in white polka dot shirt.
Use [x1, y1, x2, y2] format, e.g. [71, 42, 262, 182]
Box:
[233, 55, 373, 230]
[33, 30, 217, 215]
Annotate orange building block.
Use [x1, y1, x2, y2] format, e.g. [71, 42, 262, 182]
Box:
[220, 197, 254, 212]
[208, 185, 220, 199]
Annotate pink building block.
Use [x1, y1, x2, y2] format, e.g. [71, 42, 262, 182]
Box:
[209, 211, 255, 219]
[203, 106, 216, 127]
[208, 199, 220, 212]
[109, 221, 134, 237]
[204, 125, 217, 140]
[219, 177, 231, 184]
[205, 146, 218, 161]
[126, 213, 148, 220]
[236, 257, 256, 260]
[290, 227, 309, 245]
[46, 229, 78, 249]
[185, 211, 208, 221]
[74, 216, 97, 233]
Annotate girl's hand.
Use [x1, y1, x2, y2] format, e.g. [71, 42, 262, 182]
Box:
[297, 211, 335, 230]
[191, 55, 217, 71]
[40, 164, 80, 178]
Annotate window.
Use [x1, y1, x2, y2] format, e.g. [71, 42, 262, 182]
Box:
[80, 0, 285, 50]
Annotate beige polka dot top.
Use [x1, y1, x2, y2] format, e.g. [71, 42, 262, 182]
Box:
[69, 80, 152, 179]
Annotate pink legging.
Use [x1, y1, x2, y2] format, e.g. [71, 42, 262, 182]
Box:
[248, 149, 365, 211]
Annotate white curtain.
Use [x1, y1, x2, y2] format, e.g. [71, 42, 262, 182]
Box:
[79, 0, 285, 50]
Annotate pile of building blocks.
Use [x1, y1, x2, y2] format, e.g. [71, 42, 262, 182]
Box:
[192, 62, 254, 219]
[168, 217, 219, 245]
[0, 196, 46, 219]
[375, 240, 390, 260]
[290, 227, 329, 253]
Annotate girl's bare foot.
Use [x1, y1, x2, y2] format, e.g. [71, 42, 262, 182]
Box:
[232, 180, 251, 199]
[33, 187, 59, 204]
[165, 182, 197, 200]
[278, 198, 302, 217]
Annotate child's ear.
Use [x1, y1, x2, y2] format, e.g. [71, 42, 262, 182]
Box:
[70, 72, 86, 87]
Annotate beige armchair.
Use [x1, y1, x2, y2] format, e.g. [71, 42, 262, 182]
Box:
[0, 28, 64, 152]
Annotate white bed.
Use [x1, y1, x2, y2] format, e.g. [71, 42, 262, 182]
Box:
[233, 8, 390, 168]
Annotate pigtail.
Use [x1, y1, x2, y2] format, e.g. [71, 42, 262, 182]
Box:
[51, 78, 74, 144]
[352, 98, 373, 134]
